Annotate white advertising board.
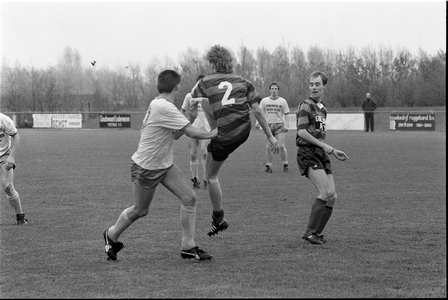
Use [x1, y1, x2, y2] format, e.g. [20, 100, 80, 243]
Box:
[287, 113, 364, 130]
[33, 114, 82, 128]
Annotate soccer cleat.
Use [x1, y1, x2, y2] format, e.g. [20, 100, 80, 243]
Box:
[181, 246, 212, 261]
[203, 180, 208, 189]
[302, 233, 323, 245]
[16, 213, 28, 225]
[265, 165, 273, 173]
[283, 164, 289, 172]
[318, 234, 327, 243]
[103, 229, 125, 261]
[207, 217, 229, 236]
[191, 177, 200, 189]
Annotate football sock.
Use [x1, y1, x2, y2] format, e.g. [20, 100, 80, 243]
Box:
[180, 204, 196, 250]
[190, 161, 199, 179]
[109, 207, 133, 241]
[315, 205, 333, 235]
[305, 198, 326, 235]
[7, 191, 23, 214]
[212, 209, 224, 224]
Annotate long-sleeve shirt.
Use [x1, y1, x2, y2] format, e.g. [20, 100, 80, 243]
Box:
[362, 98, 377, 112]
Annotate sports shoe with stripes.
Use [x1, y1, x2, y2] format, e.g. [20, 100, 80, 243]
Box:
[191, 177, 200, 189]
[103, 229, 125, 261]
[207, 217, 229, 236]
[302, 233, 323, 245]
[16, 213, 28, 225]
[181, 246, 212, 261]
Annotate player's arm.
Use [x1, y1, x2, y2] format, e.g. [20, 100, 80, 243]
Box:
[175, 123, 217, 140]
[250, 102, 279, 153]
[283, 112, 289, 131]
[5, 132, 20, 170]
[297, 129, 348, 161]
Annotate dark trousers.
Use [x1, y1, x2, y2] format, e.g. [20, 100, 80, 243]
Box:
[364, 112, 374, 132]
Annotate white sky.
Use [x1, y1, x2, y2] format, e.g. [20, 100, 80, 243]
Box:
[1, 1, 446, 70]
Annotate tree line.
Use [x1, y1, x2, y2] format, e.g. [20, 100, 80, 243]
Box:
[1, 44, 446, 114]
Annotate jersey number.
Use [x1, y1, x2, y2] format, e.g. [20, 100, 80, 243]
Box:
[219, 81, 235, 106]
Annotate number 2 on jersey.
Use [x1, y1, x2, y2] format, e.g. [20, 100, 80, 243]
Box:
[219, 81, 235, 106]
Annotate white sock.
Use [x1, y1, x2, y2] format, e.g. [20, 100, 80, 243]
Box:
[109, 207, 133, 241]
[7, 191, 23, 214]
[180, 204, 196, 250]
[190, 161, 198, 179]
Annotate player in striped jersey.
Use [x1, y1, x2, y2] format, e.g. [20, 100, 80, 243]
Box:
[0, 113, 28, 225]
[190, 45, 279, 237]
[296, 71, 348, 245]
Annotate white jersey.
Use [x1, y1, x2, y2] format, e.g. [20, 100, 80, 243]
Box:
[131, 98, 190, 170]
[259, 96, 290, 124]
[0, 113, 18, 157]
[181, 93, 210, 131]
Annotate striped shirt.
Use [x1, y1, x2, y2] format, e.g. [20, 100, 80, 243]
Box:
[191, 73, 261, 145]
[296, 98, 327, 146]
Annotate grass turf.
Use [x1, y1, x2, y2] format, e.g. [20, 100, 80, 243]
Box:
[0, 127, 446, 298]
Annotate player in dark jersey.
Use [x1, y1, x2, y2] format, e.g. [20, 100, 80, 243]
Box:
[296, 71, 348, 245]
[190, 45, 279, 237]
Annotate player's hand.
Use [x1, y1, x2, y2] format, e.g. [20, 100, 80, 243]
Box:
[210, 128, 218, 138]
[4, 158, 16, 171]
[283, 128, 288, 133]
[268, 136, 279, 154]
[331, 149, 348, 161]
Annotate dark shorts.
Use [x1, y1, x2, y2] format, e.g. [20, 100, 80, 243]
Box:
[296, 146, 332, 177]
[130, 162, 171, 188]
[207, 131, 250, 162]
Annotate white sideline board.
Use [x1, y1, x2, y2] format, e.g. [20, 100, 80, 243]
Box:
[287, 113, 364, 130]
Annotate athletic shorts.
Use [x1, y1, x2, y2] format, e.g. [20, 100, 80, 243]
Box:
[207, 130, 250, 162]
[0, 152, 15, 170]
[269, 123, 287, 137]
[296, 146, 332, 177]
[130, 162, 171, 189]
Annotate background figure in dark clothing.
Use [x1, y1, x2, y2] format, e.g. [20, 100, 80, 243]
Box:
[361, 93, 377, 132]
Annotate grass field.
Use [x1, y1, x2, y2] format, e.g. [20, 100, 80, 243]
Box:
[0, 126, 446, 298]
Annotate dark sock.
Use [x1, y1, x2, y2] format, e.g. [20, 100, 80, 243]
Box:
[315, 205, 333, 235]
[304, 198, 326, 236]
[212, 209, 224, 223]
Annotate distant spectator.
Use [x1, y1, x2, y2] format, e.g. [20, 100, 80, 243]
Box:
[361, 93, 377, 132]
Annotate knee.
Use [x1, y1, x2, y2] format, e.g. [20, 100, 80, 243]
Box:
[182, 193, 197, 207]
[4, 184, 16, 197]
[325, 191, 337, 207]
[128, 206, 150, 220]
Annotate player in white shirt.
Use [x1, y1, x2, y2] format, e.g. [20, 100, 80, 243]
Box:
[103, 70, 217, 262]
[0, 112, 28, 225]
[256, 82, 290, 173]
[181, 75, 210, 189]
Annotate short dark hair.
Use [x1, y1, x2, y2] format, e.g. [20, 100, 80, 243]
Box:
[196, 74, 206, 82]
[269, 82, 280, 90]
[157, 70, 181, 93]
[309, 71, 328, 85]
[207, 45, 233, 74]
